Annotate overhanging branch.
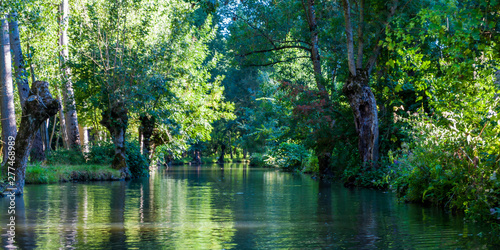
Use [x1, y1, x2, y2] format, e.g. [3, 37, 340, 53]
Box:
[244, 56, 310, 67]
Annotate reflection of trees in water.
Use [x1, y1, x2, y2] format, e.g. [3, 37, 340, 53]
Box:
[108, 181, 127, 247]
[317, 180, 334, 247]
[9, 197, 36, 249]
[2, 165, 494, 249]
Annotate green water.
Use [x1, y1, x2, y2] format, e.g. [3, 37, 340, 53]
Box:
[1, 164, 497, 249]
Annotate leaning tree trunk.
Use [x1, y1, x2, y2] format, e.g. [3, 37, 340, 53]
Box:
[139, 115, 155, 160]
[100, 104, 131, 179]
[343, 69, 379, 167]
[13, 81, 60, 195]
[1, 18, 17, 165]
[9, 14, 49, 162]
[8, 13, 30, 105]
[59, 0, 81, 149]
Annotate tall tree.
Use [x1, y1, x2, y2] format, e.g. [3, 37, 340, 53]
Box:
[0, 18, 17, 164]
[341, 0, 398, 167]
[59, 0, 81, 148]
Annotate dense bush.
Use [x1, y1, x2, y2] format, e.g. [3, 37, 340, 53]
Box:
[47, 149, 86, 165]
[390, 111, 500, 224]
[86, 142, 115, 164]
[249, 153, 270, 167]
[125, 141, 149, 177]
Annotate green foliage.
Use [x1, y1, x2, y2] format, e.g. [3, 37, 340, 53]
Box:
[342, 164, 391, 189]
[86, 142, 115, 165]
[390, 110, 500, 223]
[265, 142, 310, 170]
[125, 140, 149, 177]
[46, 149, 86, 165]
[302, 153, 319, 173]
[249, 153, 270, 167]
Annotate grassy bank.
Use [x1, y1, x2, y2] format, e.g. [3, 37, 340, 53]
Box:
[25, 164, 122, 184]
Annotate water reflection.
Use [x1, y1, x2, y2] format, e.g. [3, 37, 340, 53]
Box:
[0, 164, 497, 249]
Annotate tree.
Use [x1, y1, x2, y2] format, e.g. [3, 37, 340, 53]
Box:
[0, 18, 17, 165]
[8, 13, 30, 105]
[340, 0, 399, 167]
[220, 0, 340, 173]
[70, 0, 233, 173]
[59, 0, 81, 148]
[13, 81, 60, 195]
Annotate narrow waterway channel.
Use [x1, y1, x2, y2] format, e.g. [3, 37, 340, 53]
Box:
[1, 164, 497, 249]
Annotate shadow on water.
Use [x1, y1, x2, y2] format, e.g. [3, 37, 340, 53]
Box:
[1, 163, 499, 249]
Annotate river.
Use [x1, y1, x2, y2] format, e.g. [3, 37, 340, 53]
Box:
[1, 164, 497, 249]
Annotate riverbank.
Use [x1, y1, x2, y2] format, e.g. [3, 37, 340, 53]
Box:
[24, 164, 121, 184]
[0, 164, 122, 196]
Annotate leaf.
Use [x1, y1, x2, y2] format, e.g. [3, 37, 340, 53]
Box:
[395, 84, 403, 92]
[384, 86, 390, 94]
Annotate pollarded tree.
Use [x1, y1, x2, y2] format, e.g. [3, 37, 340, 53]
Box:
[70, 0, 151, 177]
[339, 0, 426, 167]
[132, 12, 234, 162]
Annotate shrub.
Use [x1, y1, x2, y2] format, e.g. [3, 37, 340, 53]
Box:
[125, 141, 148, 177]
[86, 142, 114, 164]
[249, 153, 269, 167]
[46, 149, 86, 165]
[391, 111, 500, 223]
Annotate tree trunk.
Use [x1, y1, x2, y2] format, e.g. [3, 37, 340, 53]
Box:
[49, 116, 57, 150]
[41, 120, 49, 152]
[100, 104, 130, 179]
[305, 0, 324, 90]
[316, 148, 333, 176]
[78, 124, 89, 153]
[1, 18, 17, 165]
[29, 131, 45, 162]
[13, 81, 60, 195]
[217, 144, 226, 164]
[139, 115, 155, 160]
[138, 126, 143, 155]
[343, 69, 379, 167]
[243, 148, 247, 159]
[8, 13, 30, 105]
[57, 91, 69, 149]
[59, 0, 80, 149]
[229, 133, 233, 159]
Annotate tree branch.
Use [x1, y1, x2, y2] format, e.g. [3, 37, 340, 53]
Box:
[365, 0, 399, 74]
[342, 0, 357, 75]
[244, 56, 310, 67]
[241, 45, 311, 57]
[356, 0, 364, 69]
[237, 14, 278, 49]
